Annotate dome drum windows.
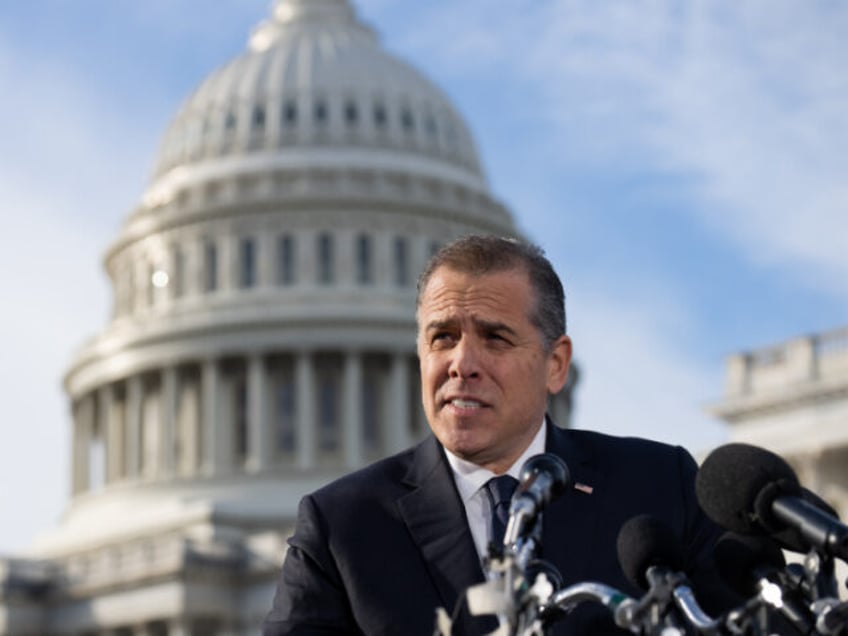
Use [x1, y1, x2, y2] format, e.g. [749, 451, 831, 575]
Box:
[355, 233, 373, 285]
[282, 100, 298, 129]
[251, 105, 266, 131]
[277, 234, 296, 285]
[317, 232, 335, 285]
[373, 101, 388, 131]
[344, 100, 359, 127]
[400, 106, 415, 135]
[393, 236, 409, 287]
[313, 99, 329, 126]
[239, 237, 257, 289]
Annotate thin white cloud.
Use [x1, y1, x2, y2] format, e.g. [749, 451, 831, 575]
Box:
[567, 278, 726, 457]
[399, 0, 848, 300]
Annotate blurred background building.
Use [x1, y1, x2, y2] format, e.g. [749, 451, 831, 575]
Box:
[711, 326, 848, 522]
[0, 0, 576, 633]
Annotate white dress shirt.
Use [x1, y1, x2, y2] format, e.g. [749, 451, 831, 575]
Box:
[444, 421, 547, 566]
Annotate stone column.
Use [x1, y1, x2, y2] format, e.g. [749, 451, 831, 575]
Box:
[258, 230, 275, 288]
[178, 374, 201, 476]
[98, 384, 120, 483]
[296, 352, 315, 469]
[343, 352, 363, 468]
[247, 353, 270, 473]
[221, 235, 236, 292]
[168, 619, 190, 636]
[125, 375, 143, 478]
[160, 367, 178, 478]
[388, 353, 412, 453]
[71, 396, 93, 495]
[202, 359, 223, 475]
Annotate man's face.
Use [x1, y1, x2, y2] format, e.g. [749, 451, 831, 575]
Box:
[417, 266, 571, 474]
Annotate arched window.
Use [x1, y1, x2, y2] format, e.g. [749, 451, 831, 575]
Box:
[224, 110, 237, 131]
[401, 108, 415, 133]
[373, 102, 387, 129]
[314, 99, 328, 125]
[252, 105, 266, 131]
[282, 101, 297, 127]
[317, 233, 334, 284]
[344, 100, 358, 127]
[356, 234, 372, 284]
[240, 237, 256, 289]
[394, 236, 408, 286]
[277, 234, 296, 285]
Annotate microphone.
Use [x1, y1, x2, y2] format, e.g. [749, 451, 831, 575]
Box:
[617, 514, 685, 591]
[695, 443, 848, 561]
[713, 532, 815, 634]
[503, 453, 570, 547]
[616, 515, 717, 633]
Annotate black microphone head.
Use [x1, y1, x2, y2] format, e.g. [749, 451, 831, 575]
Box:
[713, 531, 786, 597]
[518, 453, 570, 503]
[616, 514, 685, 591]
[696, 443, 802, 535]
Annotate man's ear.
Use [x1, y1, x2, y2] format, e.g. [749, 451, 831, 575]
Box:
[546, 335, 572, 394]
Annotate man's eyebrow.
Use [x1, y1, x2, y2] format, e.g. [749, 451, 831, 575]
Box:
[424, 319, 454, 332]
[475, 318, 517, 336]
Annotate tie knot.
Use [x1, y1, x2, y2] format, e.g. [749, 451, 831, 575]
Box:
[485, 475, 519, 507]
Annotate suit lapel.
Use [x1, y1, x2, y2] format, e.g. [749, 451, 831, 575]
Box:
[542, 421, 606, 585]
[397, 436, 485, 616]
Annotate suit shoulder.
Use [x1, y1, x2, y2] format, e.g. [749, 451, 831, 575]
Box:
[308, 442, 420, 505]
[561, 427, 696, 467]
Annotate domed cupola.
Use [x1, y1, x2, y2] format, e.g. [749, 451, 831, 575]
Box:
[146, 0, 486, 207]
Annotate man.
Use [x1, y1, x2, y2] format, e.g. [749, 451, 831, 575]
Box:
[264, 235, 728, 635]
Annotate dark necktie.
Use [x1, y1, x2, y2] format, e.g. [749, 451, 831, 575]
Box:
[484, 475, 519, 549]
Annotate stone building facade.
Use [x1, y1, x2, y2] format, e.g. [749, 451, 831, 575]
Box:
[0, 1, 576, 634]
[711, 325, 848, 516]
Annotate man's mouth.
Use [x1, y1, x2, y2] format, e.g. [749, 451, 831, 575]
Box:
[445, 397, 486, 410]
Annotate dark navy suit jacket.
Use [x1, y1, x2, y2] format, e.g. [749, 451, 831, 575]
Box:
[264, 421, 729, 635]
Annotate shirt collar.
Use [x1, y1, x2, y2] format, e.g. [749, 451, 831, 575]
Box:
[444, 419, 548, 504]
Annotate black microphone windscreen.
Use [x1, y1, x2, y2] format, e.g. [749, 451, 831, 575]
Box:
[517, 453, 570, 503]
[695, 443, 801, 535]
[713, 532, 786, 597]
[616, 514, 685, 591]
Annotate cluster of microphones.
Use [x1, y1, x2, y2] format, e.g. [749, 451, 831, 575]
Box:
[436, 444, 848, 636]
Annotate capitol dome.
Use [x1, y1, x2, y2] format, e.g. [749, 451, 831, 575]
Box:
[1, 1, 572, 633]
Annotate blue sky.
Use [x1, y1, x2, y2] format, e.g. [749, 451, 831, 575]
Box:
[0, 0, 845, 553]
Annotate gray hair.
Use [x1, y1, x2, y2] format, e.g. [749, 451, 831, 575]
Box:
[416, 235, 566, 350]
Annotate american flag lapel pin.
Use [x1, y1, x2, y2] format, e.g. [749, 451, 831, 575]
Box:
[574, 482, 593, 495]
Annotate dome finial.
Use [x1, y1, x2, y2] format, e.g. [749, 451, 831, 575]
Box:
[272, 0, 356, 24]
[250, 0, 365, 51]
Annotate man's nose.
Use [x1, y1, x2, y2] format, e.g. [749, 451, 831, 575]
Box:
[449, 337, 481, 379]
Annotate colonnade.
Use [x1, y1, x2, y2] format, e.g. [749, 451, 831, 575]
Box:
[71, 350, 420, 495]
